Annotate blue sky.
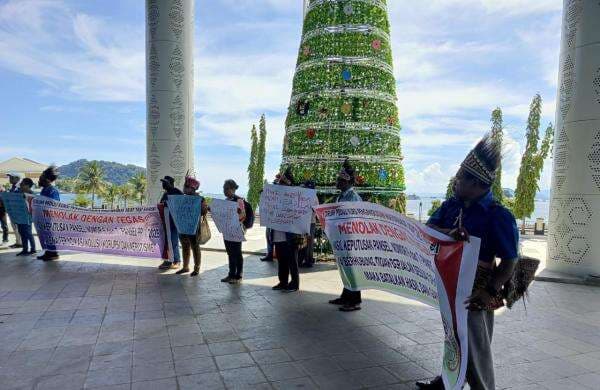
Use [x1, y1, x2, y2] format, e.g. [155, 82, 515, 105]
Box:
[0, 0, 562, 195]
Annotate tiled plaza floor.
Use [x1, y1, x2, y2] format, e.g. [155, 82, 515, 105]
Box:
[1, 243, 599, 389]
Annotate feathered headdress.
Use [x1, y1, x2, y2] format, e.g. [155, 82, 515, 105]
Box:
[41, 165, 59, 182]
[184, 169, 200, 190]
[461, 134, 501, 186]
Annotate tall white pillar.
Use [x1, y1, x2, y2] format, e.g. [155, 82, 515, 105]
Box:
[547, 0, 600, 277]
[146, 0, 195, 204]
[303, 0, 309, 18]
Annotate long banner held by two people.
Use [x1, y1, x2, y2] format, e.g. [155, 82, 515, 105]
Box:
[314, 202, 480, 390]
[32, 197, 166, 259]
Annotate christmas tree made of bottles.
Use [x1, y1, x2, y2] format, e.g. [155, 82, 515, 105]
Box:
[281, 0, 405, 208]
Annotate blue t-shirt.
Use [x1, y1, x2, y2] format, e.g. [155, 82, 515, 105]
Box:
[428, 192, 519, 263]
[41, 185, 60, 201]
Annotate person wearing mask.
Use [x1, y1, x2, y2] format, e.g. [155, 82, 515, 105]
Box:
[0, 189, 9, 244]
[176, 176, 208, 277]
[271, 168, 302, 293]
[220, 179, 247, 284]
[328, 160, 363, 311]
[158, 176, 184, 270]
[16, 178, 36, 256]
[7, 172, 23, 248]
[37, 166, 60, 261]
[416, 135, 519, 390]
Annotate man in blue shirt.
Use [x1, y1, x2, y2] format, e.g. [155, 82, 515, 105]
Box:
[37, 166, 61, 261]
[417, 136, 519, 390]
[7, 172, 23, 248]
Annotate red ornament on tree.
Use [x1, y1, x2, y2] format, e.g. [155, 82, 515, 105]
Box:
[356, 175, 365, 185]
[387, 116, 397, 126]
[371, 39, 382, 51]
[306, 128, 316, 139]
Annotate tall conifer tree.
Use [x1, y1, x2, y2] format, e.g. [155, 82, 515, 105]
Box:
[513, 94, 554, 230]
[247, 125, 260, 208]
[490, 108, 504, 202]
[256, 114, 267, 198]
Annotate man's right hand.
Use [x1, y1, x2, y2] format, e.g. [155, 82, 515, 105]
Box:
[448, 227, 470, 242]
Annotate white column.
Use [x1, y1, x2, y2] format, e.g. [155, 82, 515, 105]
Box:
[547, 0, 600, 277]
[303, 0, 309, 18]
[146, 0, 195, 204]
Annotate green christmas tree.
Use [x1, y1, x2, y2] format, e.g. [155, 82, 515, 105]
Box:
[281, 0, 405, 208]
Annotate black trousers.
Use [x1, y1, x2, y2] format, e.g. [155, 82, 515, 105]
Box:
[341, 288, 361, 305]
[276, 241, 299, 288]
[225, 240, 243, 278]
[0, 211, 8, 241]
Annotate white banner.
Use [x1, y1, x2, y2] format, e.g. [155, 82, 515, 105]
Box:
[314, 202, 480, 390]
[210, 199, 246, 243]
[258, 184, 318, 235]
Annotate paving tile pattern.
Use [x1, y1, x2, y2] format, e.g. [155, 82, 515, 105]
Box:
[0, 246, 599, 389]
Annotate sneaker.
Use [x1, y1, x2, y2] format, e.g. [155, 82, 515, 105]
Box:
[9, 244, 22, 249]
[272, 283, 288, 291]
[37, 253, 59, 261]
[28, 250, 37, 255]
[260, 256, 273, 262]
[158, 261, 171, 270]
[328, 298, 345, 305]
[339, 304, 361, 312]
[16, 251, 28, 256]
[221, 276, 233, 283]
[175, 268, 190, 275]
[283, 285, 299, 293]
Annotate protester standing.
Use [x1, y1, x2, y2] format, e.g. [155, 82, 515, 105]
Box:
[0, 189, 8, 244]
[328, 160, 363, 311]
[158, 176, 183, 271]
[220, 179, 246, 284]
[416, 135, 519, 390]
[176, 176, 207, 277]
[271, 168, 302, 293]
[7, 172, 23, 248]
[16, 178, 36, 256]
[298, 180, 316, 268]
[37, 166, 60, 261]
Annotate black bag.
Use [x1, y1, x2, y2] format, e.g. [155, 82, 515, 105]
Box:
[243, 200, 255, 229]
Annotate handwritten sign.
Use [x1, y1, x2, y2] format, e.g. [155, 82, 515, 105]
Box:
[167, 195, 202, 235]
[32, 197, 165, 258]
[210, 199, 246, 243]
[0, 192, 31, 224]
[259, 184, 318, 235]
[314, 202, 480, 390]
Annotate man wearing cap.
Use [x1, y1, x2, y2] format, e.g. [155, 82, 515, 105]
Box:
[7, 172, 23, 248]
[416, 135, 519, 390]
[328, 160, 363, 312]
[158, 176, 183, 270]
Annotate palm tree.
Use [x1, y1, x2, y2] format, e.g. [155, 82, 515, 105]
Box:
[119, 184, 135, 208]
[129, 172, 147, 205]
[103, 184, 120, 209]
[77, 161, 106, 207]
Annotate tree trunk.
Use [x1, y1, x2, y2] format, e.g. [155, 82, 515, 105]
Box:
[521, 219, 526, 235]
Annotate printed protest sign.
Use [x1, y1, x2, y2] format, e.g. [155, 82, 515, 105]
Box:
[32, 197, 165, 259]
[0, 192, 31, 224]
[167, 195, 202, 235]
[259, 184, 318, 235]
[209, 199, 246, 242]
[314, 202, 480, 390]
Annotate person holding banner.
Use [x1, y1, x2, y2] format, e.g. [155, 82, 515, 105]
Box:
[37, 166, 61, 261]
[328, 160, 364, 312]
[7, 172, 23, 248]
[176, 176, 207, 276]
[158, 176, 183, 270]
[416, 135, 519, 390]
[15, 178, 36, 256]
[270, 168, 303, 293]
[220, 179, 247, 284]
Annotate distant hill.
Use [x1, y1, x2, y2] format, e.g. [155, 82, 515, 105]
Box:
[58, 159, 146, 185]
